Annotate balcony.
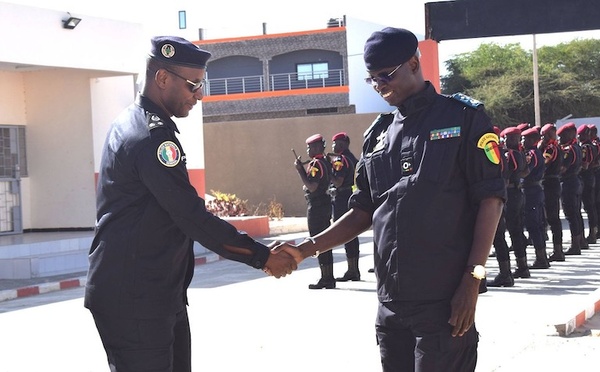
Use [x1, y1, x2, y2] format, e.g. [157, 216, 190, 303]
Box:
[206, 69, 345, 96]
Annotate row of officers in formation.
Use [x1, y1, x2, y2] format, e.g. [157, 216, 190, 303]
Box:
[488, 121, 599, 287]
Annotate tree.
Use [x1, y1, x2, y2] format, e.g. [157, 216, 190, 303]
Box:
[441, 39, 600, 128]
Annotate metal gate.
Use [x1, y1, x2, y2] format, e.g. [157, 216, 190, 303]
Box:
[0, 126, 22, 235]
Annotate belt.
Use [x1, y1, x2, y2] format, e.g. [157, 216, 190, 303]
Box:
[334, 186, 353, 193]
[523, 181, 542, 187]
[543, 175, 560, 179]
[506, 183, 522, 189]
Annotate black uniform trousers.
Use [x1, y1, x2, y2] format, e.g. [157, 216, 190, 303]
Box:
[523, 185, 546, 251]
[493, 208, 510, 262]
[376, 300, 478, 372]
[332, 189, 360, 258]
[91, 308, 191, 372]
[561, 176, 584, 238]
[505, 187, 526, 259]
[307, 195, 332, 265]
[595, 168, 600, 231]
[580, 170, 597, 235]
[543, 177, 563, 246]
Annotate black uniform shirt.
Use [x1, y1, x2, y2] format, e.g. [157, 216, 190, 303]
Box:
[304, 154, 331, 202]
[350, 83, 506, 302]
[542, 140, 563, 178]
[561, 140, 583, 180]
[331, 149, 358, 191]
[523, 147, 545, 186]
[85, 95, 270, 319]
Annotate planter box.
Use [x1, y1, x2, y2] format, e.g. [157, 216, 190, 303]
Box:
[224, 216, 270, 237]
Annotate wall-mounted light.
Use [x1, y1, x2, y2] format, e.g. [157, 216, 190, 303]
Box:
[62, 13, 82, 29]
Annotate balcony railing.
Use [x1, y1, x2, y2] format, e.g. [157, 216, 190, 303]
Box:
[206, 69, 345, 96]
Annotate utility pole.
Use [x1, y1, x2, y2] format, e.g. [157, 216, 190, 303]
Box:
[533, 34, 541, 127]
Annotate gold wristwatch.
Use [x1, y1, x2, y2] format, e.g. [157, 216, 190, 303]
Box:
[466, 264, 486, 280]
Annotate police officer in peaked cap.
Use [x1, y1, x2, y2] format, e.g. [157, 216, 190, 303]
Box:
[85, 36, 297, 371]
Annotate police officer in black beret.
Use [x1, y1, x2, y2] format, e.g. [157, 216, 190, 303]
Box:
[275, 27, 505, 372]
[84, 36, 297, 372]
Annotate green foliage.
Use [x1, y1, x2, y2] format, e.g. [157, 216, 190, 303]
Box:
[441, 39, 600, 127]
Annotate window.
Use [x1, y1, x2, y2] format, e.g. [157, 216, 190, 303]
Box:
[297, 62, 329, 80]
[0, 126, 27, 178]
[178, 11, 187, 29]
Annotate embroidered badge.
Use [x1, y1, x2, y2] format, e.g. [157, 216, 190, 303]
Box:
[371, 129, 388, 153]
[430, 126, 461, 141]
[477, 133, 501, 165]
[161, 44, 175, 59]
[157, 141, 181, 167]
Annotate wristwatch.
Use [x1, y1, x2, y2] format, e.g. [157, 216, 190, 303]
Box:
[466, 264, 486, 280]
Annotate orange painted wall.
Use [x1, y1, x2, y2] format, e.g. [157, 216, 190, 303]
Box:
[419, 39, 441, 91]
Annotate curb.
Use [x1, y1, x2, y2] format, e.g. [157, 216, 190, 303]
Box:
[554, 287, 600, 336]
[0, 252, 226, 303]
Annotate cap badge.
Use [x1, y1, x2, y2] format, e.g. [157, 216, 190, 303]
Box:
[157, 141, 181, 167]
[161, 44, 176, 59]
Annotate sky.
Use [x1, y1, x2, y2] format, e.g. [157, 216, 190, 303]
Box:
[6, 0, 599, 75]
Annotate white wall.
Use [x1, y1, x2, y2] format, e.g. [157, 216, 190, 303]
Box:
[0, 2, 145, 73]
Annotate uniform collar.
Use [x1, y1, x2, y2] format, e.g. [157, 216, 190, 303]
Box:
[135, 94, 180, 133]
[397, 82, 437, 117]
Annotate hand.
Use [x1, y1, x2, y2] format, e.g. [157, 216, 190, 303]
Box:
[271, 242, 305, 265]
[263, 250, 297, 278]
[294, 158, 304, 172]
[447, 274, 480, 337]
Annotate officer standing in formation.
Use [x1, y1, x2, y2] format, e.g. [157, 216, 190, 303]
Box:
[557, 123, 586, 255]
[488, 127, 526, 287]
[540, 123, 566, 262]
[294, 134, 335, 289]
[280, 27, 505, 372]
[521, 127, 550, 269]
[85, 36, 297, 372]
[329, 132, 361, 282]
[577, 124, 599, 243]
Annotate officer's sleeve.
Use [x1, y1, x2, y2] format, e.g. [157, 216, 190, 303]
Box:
[462, 108, 506, 205]
[348, 157, 375, 214]
[136, 133, 269, 270]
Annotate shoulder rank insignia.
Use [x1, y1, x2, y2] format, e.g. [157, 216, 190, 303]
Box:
[451, 93, 483, 109]
[430, 126, 461, 140]
[157, 141, 181, 167]
[147, 113, 165, 130]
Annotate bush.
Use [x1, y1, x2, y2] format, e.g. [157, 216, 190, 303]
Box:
[205, 190, 249, 217]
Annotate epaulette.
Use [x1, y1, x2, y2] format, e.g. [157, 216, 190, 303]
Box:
[363, 111, 396, 139]
[450, 93, 484, 109]
[146, 112, 166, 130]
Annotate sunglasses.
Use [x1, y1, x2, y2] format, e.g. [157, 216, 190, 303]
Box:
[364, 63, 403, 86]
[163, 68, 206, 93]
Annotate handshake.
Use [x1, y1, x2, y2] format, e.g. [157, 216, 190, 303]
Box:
[261, 240, 311, 278]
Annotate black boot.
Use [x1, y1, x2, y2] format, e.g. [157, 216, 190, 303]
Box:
[336, 257, 361, 282]
[513, 256, 531, 278]
[587, 227, 597, 244]
[530, 248, 551, 269]
[580, 234, 590, 250]
[488, 261, 514, 287]
[479, 279, 488, 294]
[308, 264, 336, 289]
[548, 243, 565, 262]
[564, 234, 582, 255]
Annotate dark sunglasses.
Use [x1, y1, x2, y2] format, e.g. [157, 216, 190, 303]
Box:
[364, 63, 403, 86]
[163, 68, 206, 93]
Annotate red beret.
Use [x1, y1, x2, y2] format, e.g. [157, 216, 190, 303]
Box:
[587, 124, 597, 131]
[557, 122, 576, 135]
[500, 127, 521, 137]
[332, 132, 349, 141]
[577, 125, 590, 135]
[493, 126, 501, 136]
[306, 134, 324, 144]
[540, 123, 555, 135]
[522, 127, 540, 137]
[517, 123, 530, 131]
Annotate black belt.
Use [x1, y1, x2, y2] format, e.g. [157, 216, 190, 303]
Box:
[334, 186, 353, 193]
[523, 181, 542, 187]
[543, 175, 560, 179]
[506, 183, 522, 189]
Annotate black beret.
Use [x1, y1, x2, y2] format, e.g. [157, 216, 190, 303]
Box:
[364, 27, 418, 71]
[149, 36, 211, 69]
